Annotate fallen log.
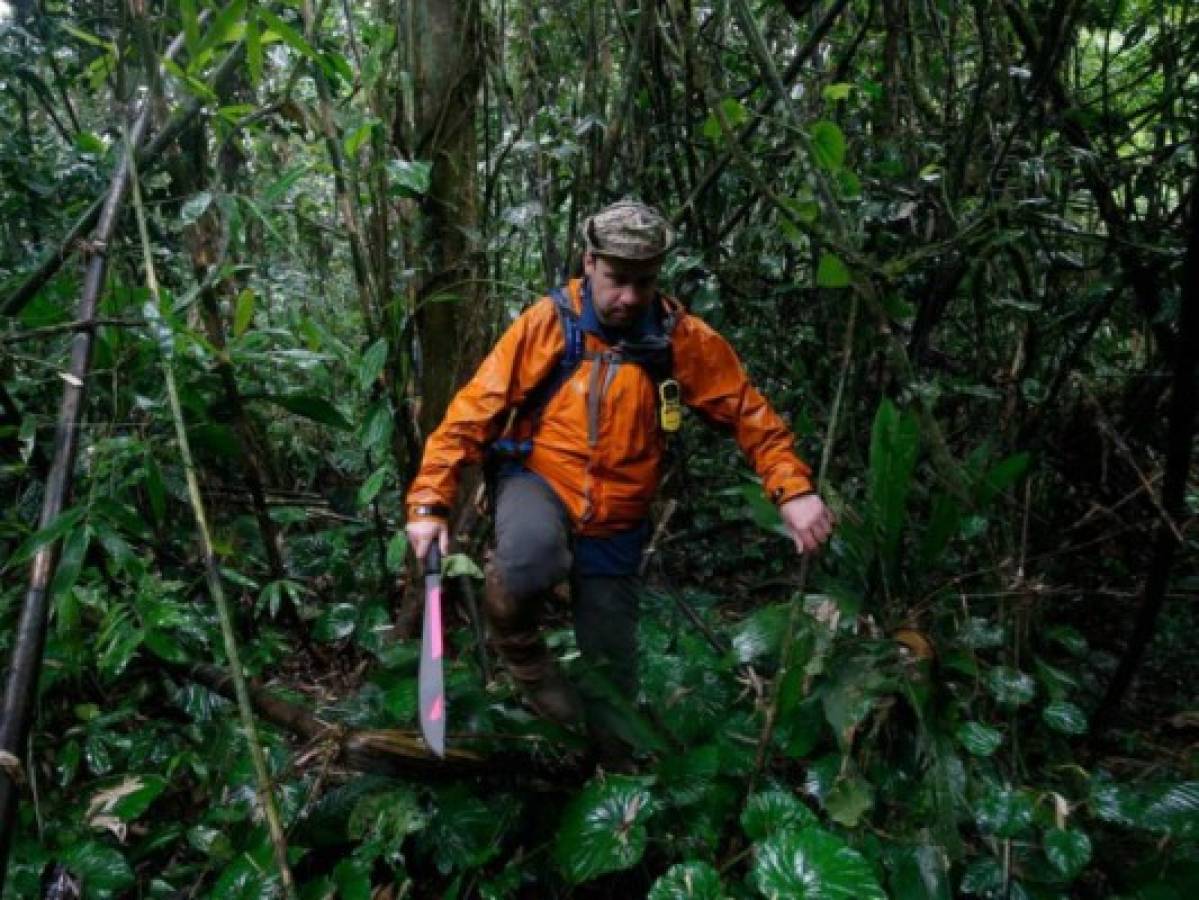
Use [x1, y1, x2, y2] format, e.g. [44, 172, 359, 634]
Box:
[177, 662, 589, 786]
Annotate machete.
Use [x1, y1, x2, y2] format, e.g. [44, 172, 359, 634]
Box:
[418, 543, 446, 757]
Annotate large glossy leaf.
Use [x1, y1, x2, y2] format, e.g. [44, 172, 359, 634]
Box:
[648, 861, 726, 899]
[742, 789, 818, 841]
[1044, 827, 1092, 879]
[732, 602, 790, 664]
[985, 666, 1036, 707]
[420, 786, 511, 874]
[974, 783, 1035, 837]
[555, 775, 656, 884]
[751, 826, 886, 899]
[59, 841, 134, 893]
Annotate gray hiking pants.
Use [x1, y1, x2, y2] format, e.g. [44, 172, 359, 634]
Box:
[490, 471, 641, 697]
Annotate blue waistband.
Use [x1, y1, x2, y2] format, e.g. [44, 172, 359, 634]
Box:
[500, 467, 647, 577]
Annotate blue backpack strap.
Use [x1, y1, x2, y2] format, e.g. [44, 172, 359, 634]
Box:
[517, 287, 588, 428]
[549, 287, 584, 369]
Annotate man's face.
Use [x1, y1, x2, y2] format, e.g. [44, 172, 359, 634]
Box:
[584, 252, 660, 328]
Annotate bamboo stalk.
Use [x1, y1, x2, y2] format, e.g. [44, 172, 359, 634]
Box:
[0, 22, 200, 885]
[124, 136, 297, 896]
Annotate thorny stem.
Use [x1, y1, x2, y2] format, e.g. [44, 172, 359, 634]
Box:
[124, 133, 297, 897]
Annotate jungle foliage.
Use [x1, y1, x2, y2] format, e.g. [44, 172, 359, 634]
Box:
[0, 0, 1196, 896]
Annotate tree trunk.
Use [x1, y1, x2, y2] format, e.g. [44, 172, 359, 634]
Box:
[404, 0, 487, 437]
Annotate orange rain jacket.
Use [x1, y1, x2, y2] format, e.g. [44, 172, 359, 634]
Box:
[406, 278, 813, 536]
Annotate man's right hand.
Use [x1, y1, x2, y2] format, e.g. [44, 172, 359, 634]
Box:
[406, 519, 450, 563]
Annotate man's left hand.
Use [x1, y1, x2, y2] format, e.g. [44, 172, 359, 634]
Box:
[779, 493, 835, 555]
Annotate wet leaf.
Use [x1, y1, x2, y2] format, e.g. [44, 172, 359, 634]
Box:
[751, 826, 886, 899]
[648, 861, 726, 899]
[555, 775, 656, 884]
[742, 790, 818, 841]
[986, 666, 1036, 707]
[1042, 700, 1088, 735]
[60, 841, 134, 892]
[956, 722, 1003, 757]
[1044, 827, 1091, 879]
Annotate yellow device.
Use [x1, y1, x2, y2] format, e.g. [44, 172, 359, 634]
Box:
[659, 379, 682, 432]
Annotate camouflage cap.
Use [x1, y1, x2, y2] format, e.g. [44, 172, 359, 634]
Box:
[582, 200, 674, 263]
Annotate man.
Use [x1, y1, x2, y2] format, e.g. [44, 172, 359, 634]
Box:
[405, 201, 833, 734]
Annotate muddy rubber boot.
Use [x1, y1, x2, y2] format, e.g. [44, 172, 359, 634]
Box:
[484, 565, 583, 728]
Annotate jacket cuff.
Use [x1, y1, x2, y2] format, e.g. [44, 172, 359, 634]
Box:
[769, 477, 815, 507]
[407, 503, 451, 522]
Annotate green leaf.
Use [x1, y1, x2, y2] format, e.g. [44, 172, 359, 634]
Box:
[956, 722, 1003, 757]
[267, 394, 352, 431]
[554, 775, 655, 884]
[419, 786, 508, 873]
[648, 861, 726, 899]
[7, 506, 87, 570]
[387, 158, 433, 197]
[313, 603, 358, 642]
[245, 16, 263, 84]
[1044, 827, 1091, 879]
[233, 288, 254, 338]
[360, 400, 394, 451]
[74, 130, 106, 155]
[386, 533, 409, 573]
[60, 841, 134, 891]
[986, 666, 1036, 707]
[974, 784, 1035, 837]
[732, 602, 790, 664]
[822, 83, 853, 101]
[62, 23, 110, 48]
[191, 0, 247, 68]
[262, 164, 308, 205]
[87, 775, 168, 822]
[809, 121, 846, 171]
[344, 120, 379, 158]
[357, 467, 388, 508]
[1142, 782, 1199, 835]
[816, 253, 851, 288]
[824, 775, 874, 827]
[742, 790, 818, 841]
[443, 553, 485, 579]
[751, 826, 886, 899]
[51, 523, 91, 599]
[868, 399, 920, 568]
[358, 338, 389, 390]
[977, 452, 1030, 506]
[1042, 700, 1088, 735]
[702, 97, 749, 140]
[257, 8, 320, 63]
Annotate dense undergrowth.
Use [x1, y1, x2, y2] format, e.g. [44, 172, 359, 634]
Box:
[3, 396, 1196, 897]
